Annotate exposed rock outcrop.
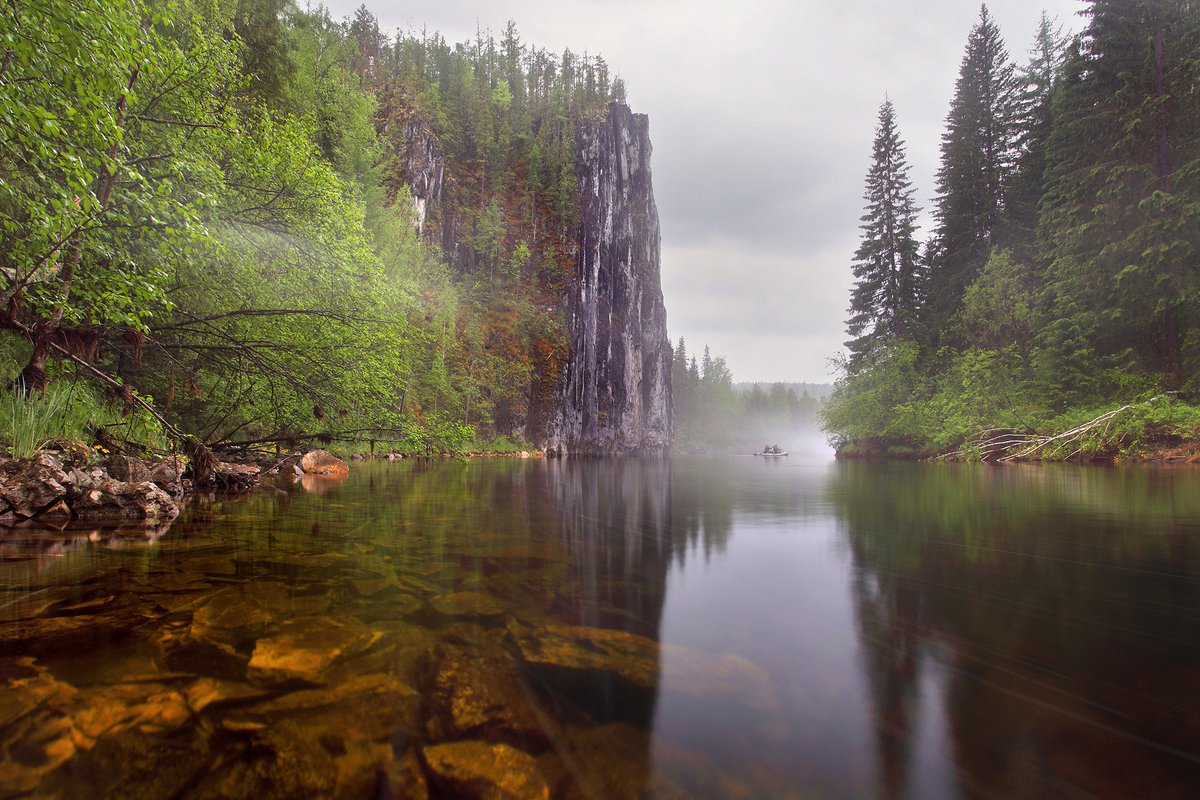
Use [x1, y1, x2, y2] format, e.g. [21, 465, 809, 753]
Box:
[545, 103, 672, 455]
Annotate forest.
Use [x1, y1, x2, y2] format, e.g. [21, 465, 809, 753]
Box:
[824, 1, 1200, 460]
[669, 338, 824, 453]
[1, 0, 626, 458]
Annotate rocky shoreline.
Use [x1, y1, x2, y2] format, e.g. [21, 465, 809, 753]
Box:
[0, 448, 357, 534]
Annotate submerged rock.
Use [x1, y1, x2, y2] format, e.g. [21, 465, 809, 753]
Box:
[430, 591, 507, 618]
[247, 615, 381, 685]
[509, 621, 779, 710]
[423, 740, 550, 800]
[424, 644, 547, 746]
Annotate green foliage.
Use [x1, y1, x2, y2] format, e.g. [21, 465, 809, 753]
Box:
[823, 341, 925, 451]
[828, 2, 1200, 460]
[0, 378, 165, 458]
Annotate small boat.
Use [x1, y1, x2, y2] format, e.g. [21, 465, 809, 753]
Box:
[754, 448, 788, 457]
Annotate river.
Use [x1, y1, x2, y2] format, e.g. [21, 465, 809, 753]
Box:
[1, 456, 1198, 798]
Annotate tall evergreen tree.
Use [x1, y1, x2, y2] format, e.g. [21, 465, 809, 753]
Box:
[846, 99, 924, 370]
[1038, 0, 1200, 389]
[1006, 12, 1067, 257]
[925, 4, 1021, 336]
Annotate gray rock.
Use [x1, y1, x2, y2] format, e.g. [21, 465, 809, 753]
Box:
[147, 459, 184, 494]
[72, 479, 179, 523]
[105, 453, 150, 483]
[543, 102, 672, 455]
[0, 454, 68, 518]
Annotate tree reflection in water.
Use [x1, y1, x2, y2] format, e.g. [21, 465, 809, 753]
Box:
[836, 462, 1200, 798]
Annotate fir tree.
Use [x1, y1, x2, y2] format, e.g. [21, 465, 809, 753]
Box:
[1038, 0, 1200, 389]
[846, 98, 924, 371]
[1006, 12, 1067, 257]
[925, 4, 1021, 336]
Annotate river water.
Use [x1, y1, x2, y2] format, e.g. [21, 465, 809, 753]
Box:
[1, 456, 1199, 798]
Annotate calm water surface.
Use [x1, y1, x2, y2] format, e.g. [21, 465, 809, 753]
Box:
[2, 456, 1199, 798]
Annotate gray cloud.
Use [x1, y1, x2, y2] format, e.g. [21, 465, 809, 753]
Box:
[325, 0, 1083, 381]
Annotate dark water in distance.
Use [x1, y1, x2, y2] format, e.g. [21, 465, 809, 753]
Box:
[2, 456, 1200, 798]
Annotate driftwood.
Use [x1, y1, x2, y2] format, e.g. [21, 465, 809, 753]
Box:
[954, 396, 1170, 462]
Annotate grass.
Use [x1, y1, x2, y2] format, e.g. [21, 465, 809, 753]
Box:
[1, 378, 170, 460]
[3, 380, 76, 458]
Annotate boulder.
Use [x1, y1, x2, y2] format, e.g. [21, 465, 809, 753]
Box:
[72, 479, 179, 523]
[300, 449, 349, 476]
[105, 454, 150, 483]
[147, 459, 184, 494]
[422, 741, 549, 800]
[0, 454, 69, 518]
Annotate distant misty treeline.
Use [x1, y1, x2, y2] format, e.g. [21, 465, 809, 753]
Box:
[670, 339, 827, 453]
[825, 1, 1200, 455]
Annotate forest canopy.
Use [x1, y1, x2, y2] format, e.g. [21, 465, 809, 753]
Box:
[825, 1, 1200, 460]
[0, 0, 625, 456]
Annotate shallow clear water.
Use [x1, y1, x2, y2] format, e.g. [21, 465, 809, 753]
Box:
[2, 456, 1200, 798]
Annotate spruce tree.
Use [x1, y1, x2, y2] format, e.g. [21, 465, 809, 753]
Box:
[1038, 0, 1200, 389]
[846, 99, 923, 371]
[925, 4, 1021, 337]
[1006, 12, 1067, 258]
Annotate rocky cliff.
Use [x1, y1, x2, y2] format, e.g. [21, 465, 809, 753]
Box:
[545, 103, 672, 455]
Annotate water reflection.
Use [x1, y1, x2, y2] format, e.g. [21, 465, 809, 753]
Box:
[835, 462, 1200, 798]
[2, 458, 1200, 797]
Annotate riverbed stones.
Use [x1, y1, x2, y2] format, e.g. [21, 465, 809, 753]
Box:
[425, 643, 546, 746]
[509, 621, 779, 710]
[247, 615, 382, 685]
[430, 590, 506, 618]
[422, 740, 550, 800]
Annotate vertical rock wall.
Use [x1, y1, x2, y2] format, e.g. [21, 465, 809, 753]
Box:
[545, 103, 673, 455]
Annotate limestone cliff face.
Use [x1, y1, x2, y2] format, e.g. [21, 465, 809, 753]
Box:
[545, 103, 672, 455]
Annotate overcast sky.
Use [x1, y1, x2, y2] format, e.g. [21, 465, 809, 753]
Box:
[326, 0, 1083, 383]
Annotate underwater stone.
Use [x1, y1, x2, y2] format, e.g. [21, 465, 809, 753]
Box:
[423, 740, 550, 800]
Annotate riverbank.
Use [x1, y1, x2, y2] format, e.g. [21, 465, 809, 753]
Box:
[0, 446, 556, 534]
[829, 395, 1200, 464]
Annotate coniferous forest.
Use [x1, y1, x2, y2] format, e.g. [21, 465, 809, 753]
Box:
[1, 0, 624, 456]
[824, 2, 1200, 460]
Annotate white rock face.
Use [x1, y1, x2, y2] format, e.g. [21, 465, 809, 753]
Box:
[544, 102, 672, 455]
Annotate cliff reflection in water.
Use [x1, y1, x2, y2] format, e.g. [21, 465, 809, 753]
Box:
[835, 462, 1200, 799]
[5, 457, 1199, 798]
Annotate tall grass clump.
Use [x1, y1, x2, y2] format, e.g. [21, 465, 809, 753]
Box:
[0, 379, 170, 459]
[3, 380, 77, 458]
